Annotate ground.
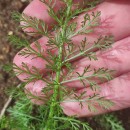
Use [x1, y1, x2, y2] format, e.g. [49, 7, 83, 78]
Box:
[0, 0, 130, 129]
[0, 0, 30, 110]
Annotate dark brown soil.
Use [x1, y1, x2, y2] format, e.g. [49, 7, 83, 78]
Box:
[0, 0, 130, 130]
[0, 0, 29, 112]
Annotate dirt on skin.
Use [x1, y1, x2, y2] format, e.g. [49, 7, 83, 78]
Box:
[0, 0, 130, 130]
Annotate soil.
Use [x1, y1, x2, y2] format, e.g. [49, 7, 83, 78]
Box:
[0, 0, 130, 130]
[0, 0, 29, 111]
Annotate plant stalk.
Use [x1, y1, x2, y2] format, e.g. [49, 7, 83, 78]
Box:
[44, 2, 72, 129]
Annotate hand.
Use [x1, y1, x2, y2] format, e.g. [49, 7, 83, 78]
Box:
[13, 0, 130, 117]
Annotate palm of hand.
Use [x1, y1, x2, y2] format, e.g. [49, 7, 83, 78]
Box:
[13, 0, 130, 117]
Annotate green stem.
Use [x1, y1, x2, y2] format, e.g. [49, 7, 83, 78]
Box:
[45, 47, 62, 130]
[44, 2, 72, 129]
[61, 72, 110, 84]
[61, 75, 94, 84]
[63, 45, 95, 63]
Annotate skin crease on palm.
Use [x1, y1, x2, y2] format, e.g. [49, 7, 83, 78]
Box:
[13, 0, 130, 117]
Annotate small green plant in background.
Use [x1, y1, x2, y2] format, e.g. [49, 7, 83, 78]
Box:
[95, 114, 125, 130]
[0, 0, 125, 130]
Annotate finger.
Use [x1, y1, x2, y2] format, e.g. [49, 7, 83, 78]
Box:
[61, 72, 130, 117]
[65, 36, 130, 88]
[13, 36, 49, 81]
[98, 0, 130, 40]
[21, 0, 85, 34]
[25, 80, 46, 105]
[25, 79, 54, 105]
[72, 0, 130, 43]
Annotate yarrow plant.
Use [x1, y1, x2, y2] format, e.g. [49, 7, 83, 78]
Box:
[5, 0, 125, 129]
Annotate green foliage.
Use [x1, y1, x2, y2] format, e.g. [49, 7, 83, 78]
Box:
[2, 63, 13, 73]
[54, 116, 92, 130]
[1, 86, 91, 130]
[4, 0, 124, 130]
[0, 116, 10, 130]
[8, 35, 29, 49]
[11, 11, 21, 22]
[95, 114, 125, 130]
[21, 13, 49, 36]
[1, 85, 47, 130]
